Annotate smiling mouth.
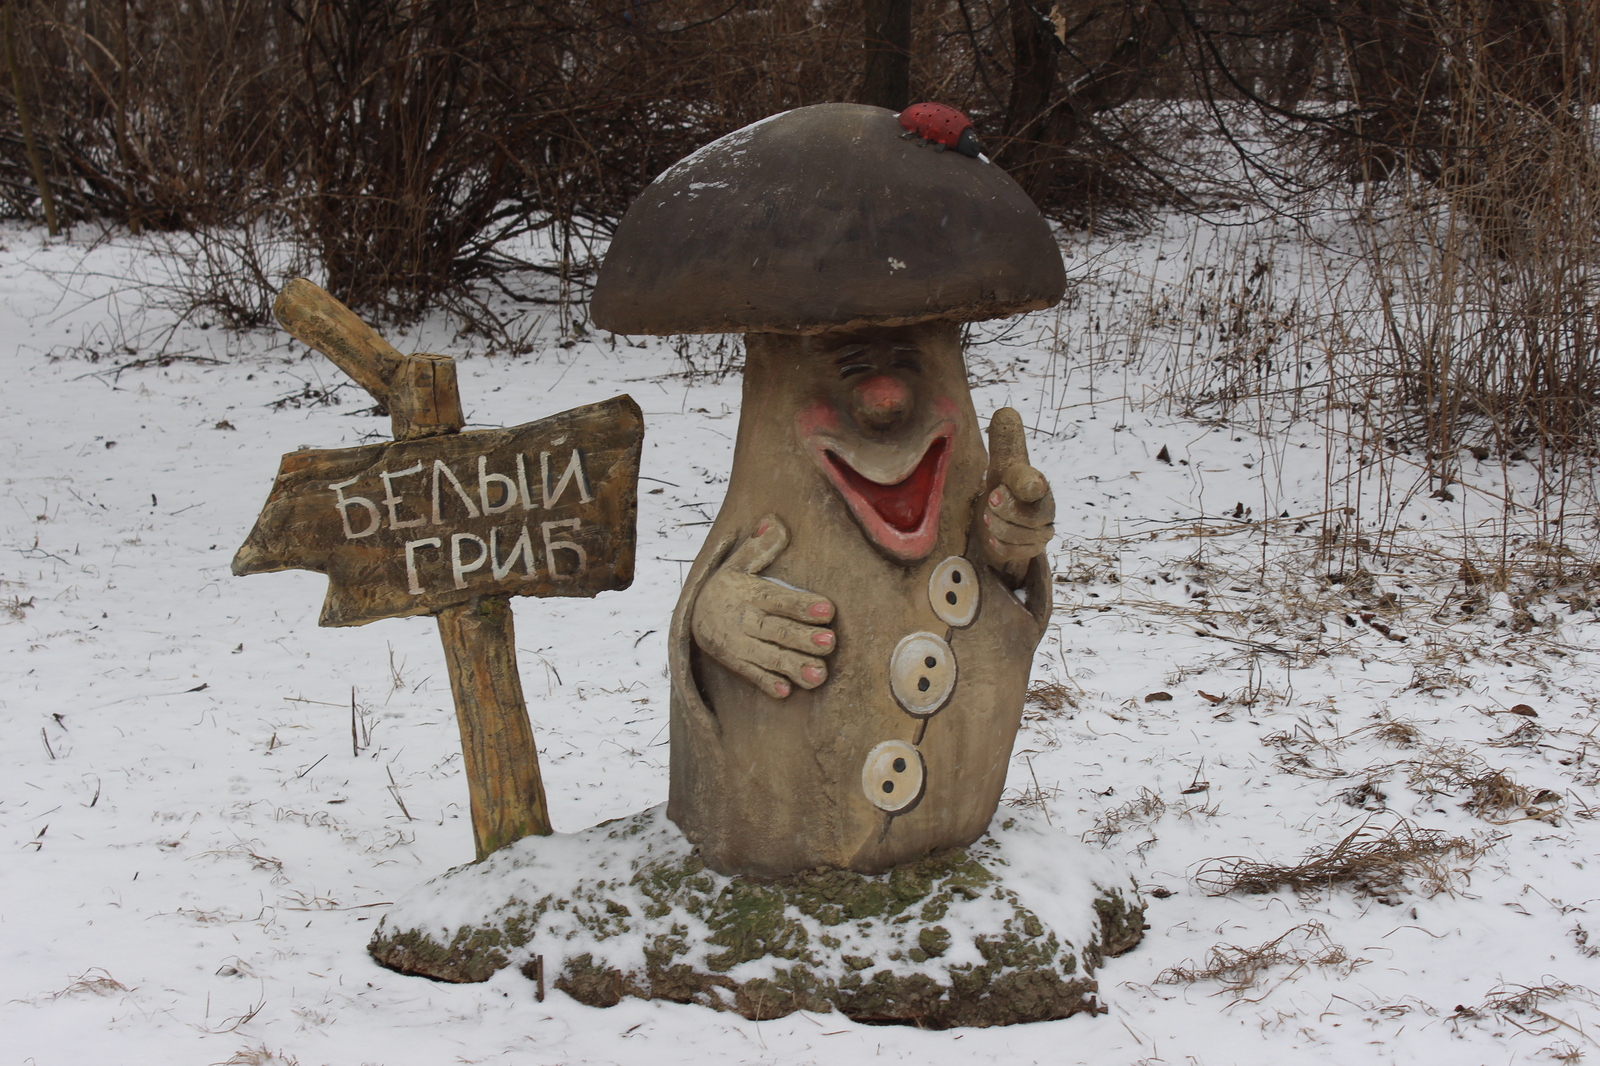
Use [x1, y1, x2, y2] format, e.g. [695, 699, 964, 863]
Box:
[826, 437, 948, 532]
[815, 432, 952, 562]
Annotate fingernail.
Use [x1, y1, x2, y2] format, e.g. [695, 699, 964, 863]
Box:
[989, 535, 998, 549]
[983, 513, 991, 527]
[990, 490, 1003, 506]
[755, 519, 771, 536]
[802, 665, 824, 685]
[773, 680, 790, 698]
[808, 602, 832, 620]
[813, 631, 834, 648]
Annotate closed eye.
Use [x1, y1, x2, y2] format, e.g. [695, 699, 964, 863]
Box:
[890, 345, 922, 373]
[834, 344, 873, 378]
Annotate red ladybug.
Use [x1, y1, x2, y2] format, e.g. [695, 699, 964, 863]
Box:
[898, 102, 985, 159]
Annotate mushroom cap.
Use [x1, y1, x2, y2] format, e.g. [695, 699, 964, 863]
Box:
[590, 103, 1067, 336]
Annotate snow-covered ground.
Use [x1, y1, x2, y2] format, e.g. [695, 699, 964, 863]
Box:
[4, 212, 1599, 1065]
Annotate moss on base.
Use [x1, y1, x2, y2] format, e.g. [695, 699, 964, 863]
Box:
[369, 809, 1144, 1028]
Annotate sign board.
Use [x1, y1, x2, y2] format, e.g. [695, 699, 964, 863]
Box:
[234, 278, 646, 859]
[234, 395, 643, 626]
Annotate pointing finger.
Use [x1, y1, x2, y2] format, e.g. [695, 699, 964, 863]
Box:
[985, 408, 1029, 491]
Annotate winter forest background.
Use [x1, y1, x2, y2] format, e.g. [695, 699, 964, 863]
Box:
[5, 2, 1600, 1063]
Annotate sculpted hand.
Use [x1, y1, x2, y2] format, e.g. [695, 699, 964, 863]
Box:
[976, 408, 1055, 580]
[691, 514, 837, 699]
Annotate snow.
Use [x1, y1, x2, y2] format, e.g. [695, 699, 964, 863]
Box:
[375, 804, 1131, 993]
[3, 209, 1600, 1065]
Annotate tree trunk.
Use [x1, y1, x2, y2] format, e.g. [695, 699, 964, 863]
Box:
[861, 0, 912, 111]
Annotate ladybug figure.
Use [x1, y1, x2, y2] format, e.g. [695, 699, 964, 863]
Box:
[898, 102, 986, 160]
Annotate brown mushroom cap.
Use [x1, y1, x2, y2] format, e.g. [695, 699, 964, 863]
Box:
[590, 103, 1067, 336]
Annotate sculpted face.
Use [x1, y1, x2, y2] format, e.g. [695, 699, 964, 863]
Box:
[791, 325, 965, 562]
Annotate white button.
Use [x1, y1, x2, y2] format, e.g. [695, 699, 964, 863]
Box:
[928, 556, 979, 627]
[861, 740, 924, 812]
[889, 631, 956, 716]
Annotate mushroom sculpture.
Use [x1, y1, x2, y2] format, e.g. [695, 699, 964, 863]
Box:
[592, 103, 1067, 878]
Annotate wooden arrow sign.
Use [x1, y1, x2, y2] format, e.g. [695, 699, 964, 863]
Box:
[235, 279, 643, 859]
[234, 397, 643, 626]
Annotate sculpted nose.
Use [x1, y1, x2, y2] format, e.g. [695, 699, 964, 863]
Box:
[852, 374, 911, 430]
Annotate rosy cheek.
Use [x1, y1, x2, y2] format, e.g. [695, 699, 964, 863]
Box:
[932, 396, 961, 421]
[794, 399, 842, 439]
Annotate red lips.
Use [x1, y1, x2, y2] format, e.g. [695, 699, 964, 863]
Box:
[825, 437, 948, 533]
[796, 395, 958, 562]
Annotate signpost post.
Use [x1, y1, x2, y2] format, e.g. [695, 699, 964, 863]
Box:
[234, 279, 643, 859]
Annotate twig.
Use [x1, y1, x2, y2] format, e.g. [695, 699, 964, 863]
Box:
[386, 766, 414, 822]
[1026, 756, 1052, 826]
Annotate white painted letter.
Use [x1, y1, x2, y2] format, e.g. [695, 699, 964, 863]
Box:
[330, 478, 381, 539]
[404, 537, 442, 594]
[478, 455, 519, 515]
[541, 449, 593, 509]
[431, 459, 481, 525]
[380, 462, 427, 530]
[490, 524, 538, 580]
[542, 519, 587, 576]
[450, 533, 489, 589]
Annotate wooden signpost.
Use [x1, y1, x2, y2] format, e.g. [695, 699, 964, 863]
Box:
[235, 279, 643, 860]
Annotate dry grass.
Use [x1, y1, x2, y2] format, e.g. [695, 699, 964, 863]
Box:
[1084, 787, 1166, 847]
[212, 1049, 299, 1066]
[1001, 756, 1062, 821]
[1195, 818, 1486, 901]
[1156, 921, 1363, 1000]
[49, 968, 129, 998]
[1025, 679, 1079, 714]
[1453, 981, 1599, 1047]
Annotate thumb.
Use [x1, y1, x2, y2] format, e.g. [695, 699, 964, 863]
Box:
[725, 513, 789, 574]
[985, 408, 1029, 490]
